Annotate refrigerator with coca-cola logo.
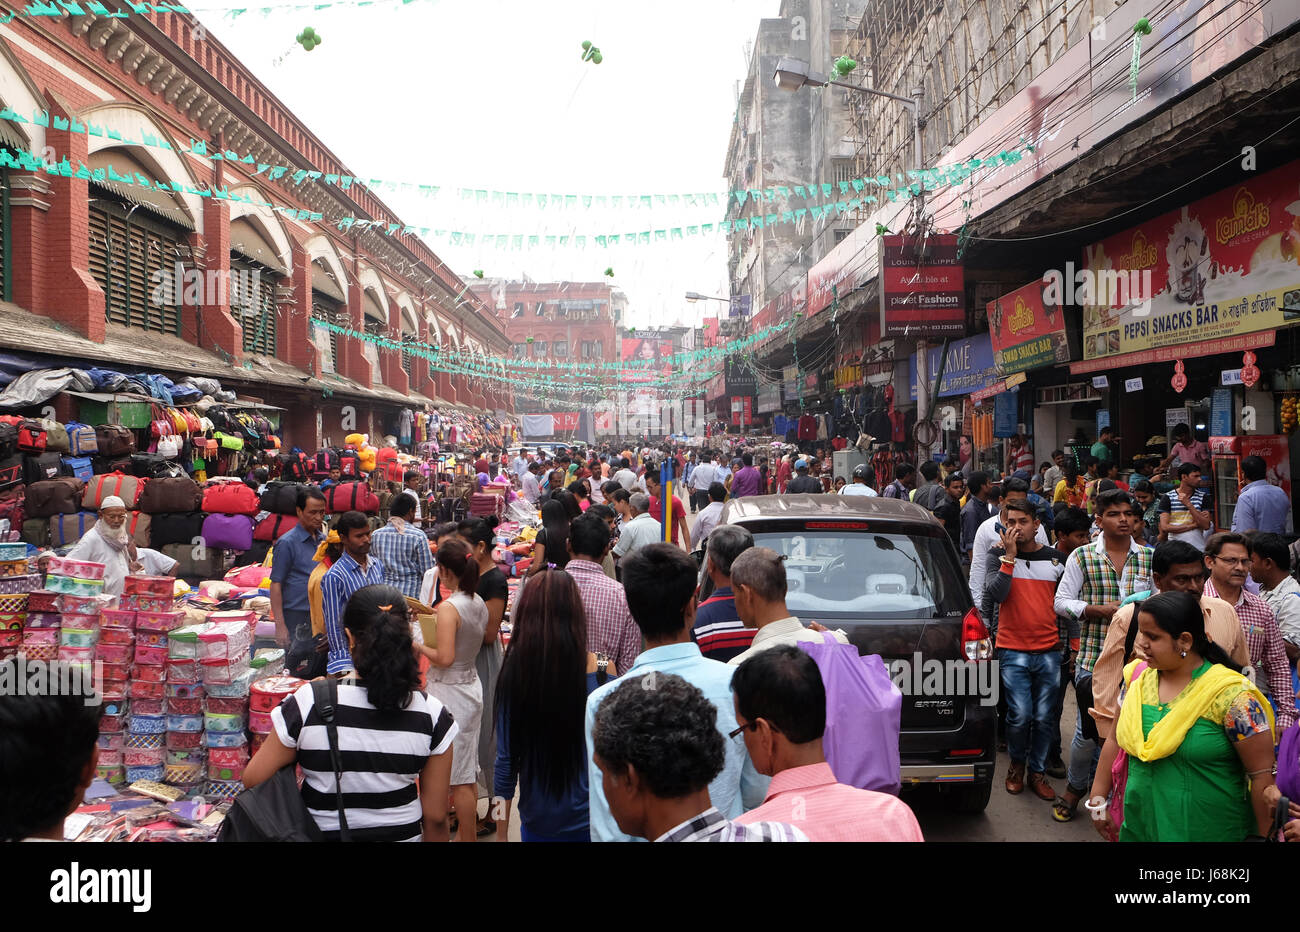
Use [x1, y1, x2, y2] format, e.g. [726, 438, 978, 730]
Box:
[1208, 435, 1292, 531]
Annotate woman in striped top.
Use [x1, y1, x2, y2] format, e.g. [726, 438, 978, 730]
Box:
[245, 584, 458, 842]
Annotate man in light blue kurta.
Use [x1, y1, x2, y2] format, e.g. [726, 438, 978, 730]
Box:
[585, 543, 767, 841]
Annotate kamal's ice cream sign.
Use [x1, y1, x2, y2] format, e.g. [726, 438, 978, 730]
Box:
[1078, 160, 1300, 368]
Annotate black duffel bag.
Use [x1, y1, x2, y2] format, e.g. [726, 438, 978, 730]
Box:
[149, 511, 205, 548]
[259, 481, 302, 516]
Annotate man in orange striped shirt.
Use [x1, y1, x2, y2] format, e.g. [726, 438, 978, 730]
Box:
[983, 499, 1066, 801]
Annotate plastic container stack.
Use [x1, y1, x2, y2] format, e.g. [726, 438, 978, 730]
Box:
[122, 576, 180, 785]
[249, 675, 303, 756]
[200, 612, 254, 801]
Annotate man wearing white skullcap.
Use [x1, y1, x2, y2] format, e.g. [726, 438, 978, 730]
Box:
[65, 495, 145, 596]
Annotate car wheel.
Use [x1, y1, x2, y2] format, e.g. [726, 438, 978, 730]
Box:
[943, 779, 993, 813]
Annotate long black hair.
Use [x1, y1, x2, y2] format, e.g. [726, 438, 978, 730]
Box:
[436, 535, 480, 594]
[539, 499, 571, 569]
[342, 584, 421, 712]
[494, 569, 590, 799]
[1138, 590, 1242, 672]
[458, 516, 500, 560]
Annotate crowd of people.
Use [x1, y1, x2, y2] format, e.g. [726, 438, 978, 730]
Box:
[4, 431, 1299, 844]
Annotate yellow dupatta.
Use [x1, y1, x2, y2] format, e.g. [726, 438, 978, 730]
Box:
[1116, 659, 1275, 762]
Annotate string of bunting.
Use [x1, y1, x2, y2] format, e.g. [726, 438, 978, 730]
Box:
[0, 106, 1035, 214]
[0, 0, 438, 21]
[0, 140, 1035, 258]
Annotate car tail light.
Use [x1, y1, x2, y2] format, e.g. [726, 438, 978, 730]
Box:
[962, 607, 992, 661]
[948, 748, 984, 757]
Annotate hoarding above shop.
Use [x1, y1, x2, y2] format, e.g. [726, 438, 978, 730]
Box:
[881, 234, 966, 338]
[1079, 159, 1300, 367]
[757, 384, 783, 413]
[988, 278, 1071, 375]
[909, 332, 999, 400]
[723, 357, 757, 396]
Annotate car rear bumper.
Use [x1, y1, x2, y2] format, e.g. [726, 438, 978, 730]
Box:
[901, 762, 991, 784]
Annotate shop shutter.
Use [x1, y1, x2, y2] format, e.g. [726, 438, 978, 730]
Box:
[89, 192, 184, 334]
[232, 256, 277, 356]
[311, 292, 343, 372]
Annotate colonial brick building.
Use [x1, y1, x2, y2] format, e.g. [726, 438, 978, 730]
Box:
[0, 8, 511, 449]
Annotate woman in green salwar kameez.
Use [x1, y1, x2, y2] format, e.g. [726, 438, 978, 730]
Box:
[1089, 591, 1280, 842]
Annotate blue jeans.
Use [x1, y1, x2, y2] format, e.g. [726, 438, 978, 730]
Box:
[521, 824, 590, 843]
[1000, 649, 1060, 774]
[1048, 650, 1070, 761]
[1067, 667, 1101, 792]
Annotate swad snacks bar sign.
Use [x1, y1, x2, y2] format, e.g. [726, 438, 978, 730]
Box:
[988, 278, 1071, 375]
[880, 233, 966, 338]
[1080, 159, 1300, 366]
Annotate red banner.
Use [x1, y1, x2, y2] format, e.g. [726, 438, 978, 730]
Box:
[729, 396, 753, 426]
[988, 278, 1071, 375]
[552, 412, 580, 431]
[880, 234, 965, 337]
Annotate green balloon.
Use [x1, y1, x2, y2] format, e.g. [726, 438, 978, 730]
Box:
[581, 40, 592, 50]
[591, 50, 602, 64]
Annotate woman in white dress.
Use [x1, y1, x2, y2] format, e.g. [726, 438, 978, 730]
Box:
[415, 535, 487, 842]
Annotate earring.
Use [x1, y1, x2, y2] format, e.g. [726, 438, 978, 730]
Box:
[1180, 650, 1187, 658]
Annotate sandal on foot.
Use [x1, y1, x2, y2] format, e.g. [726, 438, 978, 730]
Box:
[1051, 786, 1084, 822]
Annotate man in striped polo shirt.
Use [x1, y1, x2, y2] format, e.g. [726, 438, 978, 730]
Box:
[690, 525, 756, 662]
[984, 499, 1066, 801]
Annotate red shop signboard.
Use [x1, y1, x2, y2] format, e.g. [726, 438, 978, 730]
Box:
[879, 233, 966, 338]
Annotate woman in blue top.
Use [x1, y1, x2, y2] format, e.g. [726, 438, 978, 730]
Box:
[493, 567, 616, 842]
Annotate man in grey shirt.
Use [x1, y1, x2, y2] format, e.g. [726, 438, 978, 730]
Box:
[911, 461, 945, 510]
[613, 458, 638, 491]
[960, 471, 993, 563]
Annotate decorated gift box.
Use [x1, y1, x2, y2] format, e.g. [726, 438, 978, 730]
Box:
[166, 658, 202, 684]
[131, 662, 166, 683]
[99, 662, 130, 681]
[56, 594, 103, 615]
[165, 695, 203, 715]
[59, 627, 99, 648]
[0, 593, 28, 614]
[248, 709, 275, 735]
[136, 611, 184, 633]
[98, 625, 134, 646]
[165, 681, 204, 700]
[203, 730, 247, 748]
[126, 765, 165, 783]
[47, 557, 106, 581]
[44, 575, 105, 597]
[133, 644, 167, 665]
[197, 621, 250, 663]
[0, 559, 28, 578]
[124, 575, 174, 598]
[165, 730, 202, 749]
[26, 590, 60, 613]
[204, 670, 253, 698]
[200, 655, 250, 687]
[95, 642, 132, 664]
[128, 680, 165, 700]
[118, 595, 172, 613]
[22, 611, 59, 629]
[61, 613, 100, 632]
[100, 609, 137, 628]
[250, 675, 305, 713]
[0, 575, 42, 595]
[97, 732, 125, 751]
[202, 778, 243, 800]
[0, 542, 27, 561]
[130, 697, 165, 716]
[166, 713, 203, 733]
[203, 696, 248, 716]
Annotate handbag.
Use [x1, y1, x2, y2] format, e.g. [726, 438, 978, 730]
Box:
[1105, 660, 1149, 840]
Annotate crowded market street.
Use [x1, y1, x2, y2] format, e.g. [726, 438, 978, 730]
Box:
[2, 2, 1300, 905]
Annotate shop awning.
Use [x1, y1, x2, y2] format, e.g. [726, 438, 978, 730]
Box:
[88, 150, 196, 231]
[230, 218, 289, 276]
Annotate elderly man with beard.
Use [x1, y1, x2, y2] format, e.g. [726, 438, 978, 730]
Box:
[65, 496, 144, 596]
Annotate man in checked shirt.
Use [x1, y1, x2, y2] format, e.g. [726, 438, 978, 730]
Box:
[1203, 531, 1298, 732]
[1052, 489, 1152, 821]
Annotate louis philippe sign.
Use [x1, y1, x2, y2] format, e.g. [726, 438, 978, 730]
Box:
[880, 234, 966, 338]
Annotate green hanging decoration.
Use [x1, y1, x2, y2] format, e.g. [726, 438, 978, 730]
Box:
[832, 56, 857, 77]
[875, 223, 891, 235]
[296, 26, 321, 50]
[581, 40, 603, 64]
[604, 267, 615, 277]
[472, 270, 484, 278]
[1130, 18, 1152, 102]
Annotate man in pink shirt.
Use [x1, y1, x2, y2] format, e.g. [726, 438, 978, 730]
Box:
[730, 645, 924, 842]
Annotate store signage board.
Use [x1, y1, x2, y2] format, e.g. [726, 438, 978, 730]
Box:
[880, 234, 966, 338]
[994, 391, 1019, 438]
[808, 222, 876, 317]
[1166, 408, 1191, 429]
[1222, 369, 1243, 385]
[1097, 409, 1111, 431]
[1069, 330, 1275, 375]
[909, 332, 999, 400]
[1005, 372, 1028, 388]
[1211, 388, 1234, 437]
[988, 278, 1072, 375]
[1125, 377, 1143, 392]
[1079, 159, 1300, 366]
[1092, 375, 1109, 389]
[729, 294, 752, 318]
[723, 357, 757, 397]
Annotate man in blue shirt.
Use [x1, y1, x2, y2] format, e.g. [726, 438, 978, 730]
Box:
[691, 525, 757, 662]
[586, 542, 767, 841]
[269, 486, 328, 651]
[1231, 455, 1291, 534]
[370, 493, 434, 598]
[320, 510, 386, 675]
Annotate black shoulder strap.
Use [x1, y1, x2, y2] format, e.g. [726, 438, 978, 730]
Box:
[595, 654, 608, 686]
[1123, 605, 1141, 662]
[313, 677, 351, 842]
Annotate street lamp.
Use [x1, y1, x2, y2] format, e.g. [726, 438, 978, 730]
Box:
[773, 56, 936, 460]
[684, 292, 729, 303]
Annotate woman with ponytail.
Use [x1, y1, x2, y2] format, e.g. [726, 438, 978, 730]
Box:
[528, 499, 572, 577]
[1089, 590, 1279, 841]
[245, 585, 457, 842]
[418, 536, 488, 842]
[493, 568, 616, 842]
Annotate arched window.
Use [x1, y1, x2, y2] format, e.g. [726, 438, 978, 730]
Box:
[86, 148, 194, 335]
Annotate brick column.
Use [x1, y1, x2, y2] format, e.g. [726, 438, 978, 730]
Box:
[381, 300, 409, 396]
[339, 276, 373, 388]
[282, 244, 316, 374]
[184, 198, 243, 364]
[409, 318, 431, 397]
[35, 101, 103, 341]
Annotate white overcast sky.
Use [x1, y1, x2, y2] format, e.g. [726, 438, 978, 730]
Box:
[199, 0, 779, 329]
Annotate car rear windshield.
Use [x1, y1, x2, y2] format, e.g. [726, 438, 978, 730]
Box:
[749, 529, 969, 618]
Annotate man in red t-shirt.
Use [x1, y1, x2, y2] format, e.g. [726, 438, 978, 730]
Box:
[645, 471, 692, 552]
[474, 451, 491, 476]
